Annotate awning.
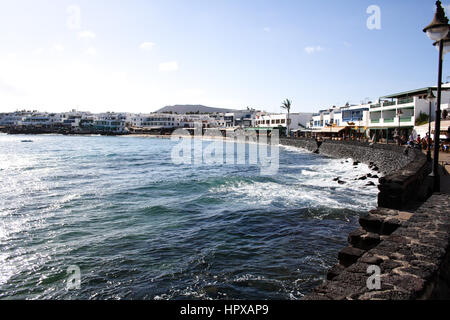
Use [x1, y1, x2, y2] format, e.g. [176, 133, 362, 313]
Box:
[317, 127, 346, 133]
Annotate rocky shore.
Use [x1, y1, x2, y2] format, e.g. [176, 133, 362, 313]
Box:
[278, 138, 450, 300]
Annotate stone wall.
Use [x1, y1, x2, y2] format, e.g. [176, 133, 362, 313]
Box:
[303, 193, 450, 300]
[278, 138, 449, 300]
[279, 138, 431, 210]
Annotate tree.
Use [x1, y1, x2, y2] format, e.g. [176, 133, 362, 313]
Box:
[415, 112, 429, 126]
[281, 99, 292, 137]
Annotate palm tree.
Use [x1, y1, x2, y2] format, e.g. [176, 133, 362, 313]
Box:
[281, 99, 292, 137]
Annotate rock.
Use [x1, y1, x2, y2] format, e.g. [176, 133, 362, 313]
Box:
[371, 175, 379, 179]
[358, 176, 367, 180]
[333, 177, 340, 181]
[367, 173, 373, 178]
[373, 166, 379, 171]
[359, 215, 383, 234]
[338, 246, 366, 267]
[353, 161, 361, 166]
[366, 181, 376, 186]
[327, 264, 345, 280]
[338, 180, 346, 185]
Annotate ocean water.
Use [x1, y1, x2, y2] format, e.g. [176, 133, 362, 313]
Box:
[0, 134, 378, 300]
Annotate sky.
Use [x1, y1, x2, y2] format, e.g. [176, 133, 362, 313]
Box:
[0, 0, 449, 114]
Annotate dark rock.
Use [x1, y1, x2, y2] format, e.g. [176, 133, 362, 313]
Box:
[358, 176, 367, 180]
[366, 181, 376, 186]
[338, 180, 346, 185]
[359, 215, 383, 234]
[327, 264, 345, 280]
[338, 246, 366, 267]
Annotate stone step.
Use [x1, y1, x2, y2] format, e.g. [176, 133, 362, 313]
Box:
[338, 246, 365, 268]
[348, 228, 381, 250]
[326, 264, 346, 281]
[359, 208, 411, 235]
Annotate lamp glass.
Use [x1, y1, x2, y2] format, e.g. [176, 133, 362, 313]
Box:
[426, 26, 450, 41]
[443, 40, 450, 54]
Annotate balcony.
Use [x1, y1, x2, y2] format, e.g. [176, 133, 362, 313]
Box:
[371, 119, 380, 123]
[398, 97, 414, 105]
[400, 116, 413, 123]
[370, 103, 381, 109]
[383, 101, 396, 107]
[384, 118, 395, 123]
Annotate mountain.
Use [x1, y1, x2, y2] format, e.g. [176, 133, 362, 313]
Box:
[156, 105, 237, 114]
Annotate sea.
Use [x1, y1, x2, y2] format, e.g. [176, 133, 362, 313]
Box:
[0, 134, 378, 300]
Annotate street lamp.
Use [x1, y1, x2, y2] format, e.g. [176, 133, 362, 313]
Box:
[423, 0, 450, 192]
[426, 89, 436, 162]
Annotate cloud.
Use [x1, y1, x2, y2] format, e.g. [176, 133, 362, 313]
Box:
[66, 5, 82, 30]
[85, 48, 98, 56]
[159, 61, 178, 72]
[0, 78, 24, 96]
[32, 48, 45, 55]
[180, 89, 205, 96]
[304, 46, 324, 54]
[52, 44, 64, 53]
[140, 42, 156, 51]
[78, 30, 96, 39]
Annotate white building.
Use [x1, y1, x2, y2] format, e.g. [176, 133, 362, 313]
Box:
[255, 112, 313, 133]
[308, 104, 369, 135]
[368, 84, 450, 139]
[94, 112, 131, 133]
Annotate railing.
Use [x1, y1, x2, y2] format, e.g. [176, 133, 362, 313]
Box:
[383, 101, 396, 107]
[400, 116, 413, 123]
[370, 103, 381, 108]
[371, 119, 380, 123]
[384, 118, 395, 123]
[398, 97, 414, 105]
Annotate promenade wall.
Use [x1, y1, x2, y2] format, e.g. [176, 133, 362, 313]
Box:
[278, 138, 450, 300]
[279, 138, 432, 210]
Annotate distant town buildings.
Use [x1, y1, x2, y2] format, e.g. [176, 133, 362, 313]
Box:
[1, 83, 449, 139]
[304, 83, 450, 141]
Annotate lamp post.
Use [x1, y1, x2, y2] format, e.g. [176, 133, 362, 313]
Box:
[426, 89, 436, 162]
[423, 0, 450, 192]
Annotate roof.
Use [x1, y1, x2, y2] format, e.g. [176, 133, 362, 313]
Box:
[380, 84, 450, 99]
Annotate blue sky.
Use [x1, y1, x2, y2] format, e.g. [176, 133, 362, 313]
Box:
[0, 0, 449, 113]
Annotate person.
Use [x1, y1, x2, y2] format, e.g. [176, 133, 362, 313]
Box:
[400, 134, 406, 145]
[394, 129, 400, 145]
[407, 134, 414, 147]
[416, 135, 421, 149]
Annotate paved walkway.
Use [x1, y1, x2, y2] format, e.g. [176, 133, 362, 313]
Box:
[425, 150, 450, 194]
